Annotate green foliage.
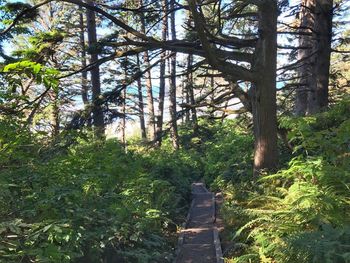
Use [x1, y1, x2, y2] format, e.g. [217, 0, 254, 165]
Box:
[12, 30, 65, 60]
[0, 2, 38, 42]
[284, 225, 350, 263]
[1, 96, 349, 262]
[0, 127, 193, 262]
[2, 60, 59, 90]
[1, 2, 39, 21]
[201, 120, 254, 190]
[0, 60, 60, 116]
[219, 100, 350, 263]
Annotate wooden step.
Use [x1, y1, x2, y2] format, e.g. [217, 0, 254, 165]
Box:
[182, 227, 214, 244]
[175, 244, 216, 263]
[187, 207, 214, 228]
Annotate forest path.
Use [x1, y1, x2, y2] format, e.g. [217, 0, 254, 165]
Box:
[175, 183, 224, 263]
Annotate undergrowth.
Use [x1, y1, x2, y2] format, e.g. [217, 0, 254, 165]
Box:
[1, 99, 349, 262]
[0, 125, 196, 262]
[204, 100, 350, 263]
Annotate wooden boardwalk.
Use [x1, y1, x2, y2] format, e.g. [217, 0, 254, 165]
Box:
[175, 183, 224, 263]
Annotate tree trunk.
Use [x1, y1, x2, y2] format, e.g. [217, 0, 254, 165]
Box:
[139, 0, 156, 141]
[184, 83, 190, 124]
[155, 0, 168, 146]
[86, 0, 105, 138]
[136, 54, 147, 140]
[51, 89, 60, 137]
[169, 0, 179, 150]
[251, 0, 278, 174]
[307, 0, 333, 114]
[187, 54, 198, 134]
[181, 80, 187, 124]
[121, 56, 129, 149]
[79, 6, 92, 127]
[209, 74, 215, 120]
[295, 0, 314, 116]
[79, 6, 89, 106]
[121, 86, 126, 148]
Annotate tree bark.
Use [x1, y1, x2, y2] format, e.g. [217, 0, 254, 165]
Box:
[182, 79, 189, 124]
[307, 0, 333, 114]
[121, 82, 126, 148]
[51, 89, 60, 137]
[79, 6, 89, 106]
[169, 0, 179, 150]
[78, 6, 92, 127]
[295, 0, 314, 116]
[138, 0, 156, 140]
[184, 82, 190, 124]
[155, 0, 168, 147]
[251, 0, 278, 174]
[187, 54, 198, 133]
[136, 54, 147, 140]
[86, 0, 105, 138]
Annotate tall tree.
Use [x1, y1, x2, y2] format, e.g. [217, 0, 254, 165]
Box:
[79, 6, 89, 107]
[187, 0, 279, 173]
[187, 54, 198, 134]
[121, 74, 127, 148]
[169, 0, 179, 150]
[155, 0, 168, 146]
[250, 0, 278, 173]
[295, 0, 314, 116]
[138, 0, 156, 141]
[50, 89, 60, 136]
[86, 0, 105, 138]
[136, 54, 147, 140]
[307, 0, 333, 114]
[295, 0, 333, 115]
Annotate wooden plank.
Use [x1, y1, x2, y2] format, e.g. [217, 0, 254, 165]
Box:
[213, 227, 224, 263]
[174, 182, 225, 263]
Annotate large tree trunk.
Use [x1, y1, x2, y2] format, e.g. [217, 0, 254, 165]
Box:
[139, 0, 156, 140]
[251, 0, 278, 174]
[295, 0, 314, 116]
[86, 0, 105, 138]
[307, 0, 333, 114]
[155, 0, 168, 147]
[169, 0, 180, 150]
[136, 54, 147, 140]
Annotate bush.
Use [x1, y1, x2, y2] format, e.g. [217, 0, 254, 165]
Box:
[0, 130, 194, 262]
[217, 100, 350, 263]
[201, 120, 254, 190]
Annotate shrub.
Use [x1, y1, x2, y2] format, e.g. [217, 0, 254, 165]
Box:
[0, 131, 193, 262]
[219, 100, 350, 263]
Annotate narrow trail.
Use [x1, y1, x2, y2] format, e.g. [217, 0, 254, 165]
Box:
[175, 183, 224, 263]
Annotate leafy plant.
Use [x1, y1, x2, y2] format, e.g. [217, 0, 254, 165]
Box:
[217, 100, 350, 263]
[0, 131, 193, 262]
